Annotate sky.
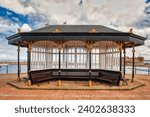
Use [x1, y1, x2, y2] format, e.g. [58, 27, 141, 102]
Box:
[0, 0, 150, 61]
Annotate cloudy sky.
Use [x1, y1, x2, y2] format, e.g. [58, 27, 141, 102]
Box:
[0, 0, 150, 61]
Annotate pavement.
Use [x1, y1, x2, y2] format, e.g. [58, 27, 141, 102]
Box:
[0, 74, 150, 100]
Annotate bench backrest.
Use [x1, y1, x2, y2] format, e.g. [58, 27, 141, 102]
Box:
[52, 71, 99, 76]
[52, 71, 89, 76]
[30, 70, 52, 83]
[99, 70, 121, 84]
[30, 69, 122, 85]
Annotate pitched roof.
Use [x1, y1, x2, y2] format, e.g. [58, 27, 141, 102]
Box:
[31, 25, 122, 33]
[6, 25, 146, 47]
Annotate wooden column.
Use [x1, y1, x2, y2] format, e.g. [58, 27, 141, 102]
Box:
[27, 43, 32, 86]
[131, 44, 135, 82]
[75, 46, 77, 68]
[123, 44, 126, 78]
[87, 43, 92, 87]
[119, 43, 122, 72]
[105, 49, 107, 69]
[58, 49, 61, 70]
[65, 48, 68, 68]
[17, 44, 21, 82]
[57, 43, 62, 86]
[99, 48, 101, 69]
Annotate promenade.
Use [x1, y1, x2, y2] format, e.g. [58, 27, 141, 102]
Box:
[0, 74, 149, 100]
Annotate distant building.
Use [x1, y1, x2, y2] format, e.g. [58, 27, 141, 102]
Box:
[122, 57, 144, 65]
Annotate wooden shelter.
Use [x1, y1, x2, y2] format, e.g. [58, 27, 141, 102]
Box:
[6, 25, 146, 86]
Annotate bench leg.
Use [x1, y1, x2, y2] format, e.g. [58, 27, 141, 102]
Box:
[37, 83, 40, 87]
[88, 80, 92, 87]
[17, 77, 21, 82]
[75, 79, 77, 83]
[28, 80, 32, 86]
[109, 83, 112, 87]
[57, 80, 61, 86]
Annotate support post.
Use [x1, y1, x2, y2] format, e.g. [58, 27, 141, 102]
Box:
[17, 44, 21, 82]
[65, 48, 68, 68]
[131, 44, 135, 82]
[119, 43, 122, 72]
[123, 44, 126, 78]
[88, 43, 92, 87]
[75, 46, 77, 68]
[6, 65, 8, 74]
[27, 43, 32, 86]
[148, 66, 150, 75]
[59, 50, 61, 70]
[57, 43, 62, 86]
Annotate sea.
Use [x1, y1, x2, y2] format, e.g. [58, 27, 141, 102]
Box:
[0, 64, 150, 75]
[0, 65, 27, 74]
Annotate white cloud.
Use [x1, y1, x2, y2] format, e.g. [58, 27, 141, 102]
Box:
[28, 0, 150, 37]
[20, 23, 32, 32]
[0, 0, 35, 14]
[0, 0, 150, 61]
[27, 0, 146, 25]
[0, 19, 32, 33]
[0, 18, 20, 33]
[110, 25, 150, 38]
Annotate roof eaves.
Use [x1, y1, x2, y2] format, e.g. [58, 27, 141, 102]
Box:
[7, 33, 20, 40]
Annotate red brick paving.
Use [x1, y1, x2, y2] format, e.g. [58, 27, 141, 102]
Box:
[0, 74, 150, 100]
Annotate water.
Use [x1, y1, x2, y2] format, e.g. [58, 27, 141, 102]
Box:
[0, 65, 27, 74]
[144, 60, 150, 64]
[0, 64, 149, 75]
[126, 66, 150, 75]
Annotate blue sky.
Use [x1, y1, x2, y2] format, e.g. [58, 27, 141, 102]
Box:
[146, 0, 150, 3]
[0, 0, 150, 61]
[0, 7, 28, 25]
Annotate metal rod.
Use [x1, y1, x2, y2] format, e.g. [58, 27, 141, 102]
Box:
[148, 66, 150, 75]
[123, 44, 126, 77]
[27, 43, 32, 80]
[131, 44, 135, 82]
[99, 47, 101, 69]
[119, 43, 122, 72]
[17, 44, 20, 81]
[58, 43, 62, 78]
[6, 65, 8, 74]
[59, 50, 61, 70]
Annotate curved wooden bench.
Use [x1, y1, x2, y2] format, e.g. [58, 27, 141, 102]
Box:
[97, 70, 121, 86]
[30, 70, 54, 84]
[30, 69, 123, 86]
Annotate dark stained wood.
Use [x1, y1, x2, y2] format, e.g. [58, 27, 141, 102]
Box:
[30, 69, 122, 86]
[98, 70, 122, 86]
[30, 70, 54, 84]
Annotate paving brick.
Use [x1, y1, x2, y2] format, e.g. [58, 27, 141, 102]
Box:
[0, 74, 150, 100]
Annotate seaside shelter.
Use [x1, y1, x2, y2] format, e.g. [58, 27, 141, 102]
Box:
[6, 25, 146, 86]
